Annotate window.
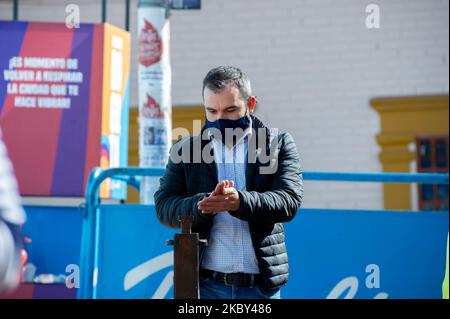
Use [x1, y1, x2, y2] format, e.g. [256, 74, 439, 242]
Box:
[416, 136, 449, 211]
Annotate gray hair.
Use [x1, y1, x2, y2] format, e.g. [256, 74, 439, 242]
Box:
[202, 66, 252, 101]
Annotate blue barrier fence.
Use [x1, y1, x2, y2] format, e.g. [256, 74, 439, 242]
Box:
[77, 168, 448, 299]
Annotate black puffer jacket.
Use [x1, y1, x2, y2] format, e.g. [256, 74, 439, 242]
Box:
[154, 115, 303, 290]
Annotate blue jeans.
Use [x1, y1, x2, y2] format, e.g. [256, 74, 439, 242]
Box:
[199, 277, 281, 299]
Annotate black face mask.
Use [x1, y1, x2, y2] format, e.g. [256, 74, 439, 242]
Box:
[205, 111, 251, 143]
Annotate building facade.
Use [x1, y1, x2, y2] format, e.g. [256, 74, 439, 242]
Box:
[1, 0, 448, 210]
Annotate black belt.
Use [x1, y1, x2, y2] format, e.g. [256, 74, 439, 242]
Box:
[200, 268, 262, 287]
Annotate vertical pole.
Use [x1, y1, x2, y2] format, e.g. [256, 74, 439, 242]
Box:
[102, 0, 107, 23]
[137, 0, 172, 204]
[125, 0, 130, 31]
[13, 0, 19, 21]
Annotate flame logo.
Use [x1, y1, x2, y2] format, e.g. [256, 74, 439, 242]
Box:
[141, 94, 164, 119]
[139, 19, 163, 67]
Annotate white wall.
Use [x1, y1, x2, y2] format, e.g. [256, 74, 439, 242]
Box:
[1, 0, 448, 209]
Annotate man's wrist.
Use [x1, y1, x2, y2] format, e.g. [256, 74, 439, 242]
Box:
[228, 191, 243, 213]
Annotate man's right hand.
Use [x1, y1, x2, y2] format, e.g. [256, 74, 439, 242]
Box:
[210, 180, 234, 197]
[197, 180, 240, 214]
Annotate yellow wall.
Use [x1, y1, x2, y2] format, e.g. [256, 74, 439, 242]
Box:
[126, 105, 204, 203]
[371, 95, 449, 210]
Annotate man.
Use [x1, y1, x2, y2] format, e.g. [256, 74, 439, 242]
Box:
[154, 66, 303, 299]
[0, 128, 26, 292]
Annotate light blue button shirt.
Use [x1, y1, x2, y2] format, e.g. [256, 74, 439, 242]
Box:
[201, 129, 260, 274]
